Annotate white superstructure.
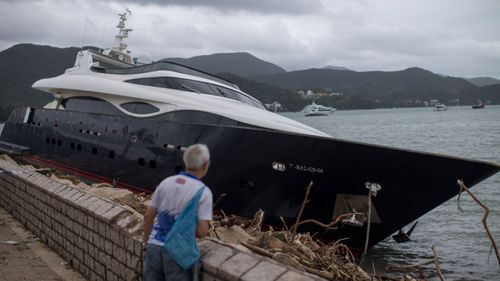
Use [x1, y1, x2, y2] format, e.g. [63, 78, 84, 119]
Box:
[33, 51, 330, 138]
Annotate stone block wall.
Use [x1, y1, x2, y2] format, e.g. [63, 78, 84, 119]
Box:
[198, 239, 326, 281]
[0, 157, 326, 281]
[0, 158, 143, 281]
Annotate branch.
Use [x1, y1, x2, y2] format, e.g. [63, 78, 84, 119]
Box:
[290, 181, 314, 234]
[432, 245, 445, 281]
[290, 212, 363, 233]
[457, 179, 500, 266]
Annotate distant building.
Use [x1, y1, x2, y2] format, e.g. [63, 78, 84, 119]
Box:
[329, 92, 343, 96]
[429, 99, 439, 106]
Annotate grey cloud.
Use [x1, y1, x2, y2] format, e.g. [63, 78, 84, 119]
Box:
[112, 0, 323, 15]
[1, 0, 500, 79]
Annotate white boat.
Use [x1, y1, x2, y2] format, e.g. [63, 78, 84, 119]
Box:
[433, 104, 447, 111]
[301, 101, 336, 116]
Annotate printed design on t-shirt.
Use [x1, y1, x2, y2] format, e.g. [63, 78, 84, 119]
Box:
[153, 210, 176, 242]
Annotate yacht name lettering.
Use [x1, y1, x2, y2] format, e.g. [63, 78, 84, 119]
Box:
[289, 163, 324, 174]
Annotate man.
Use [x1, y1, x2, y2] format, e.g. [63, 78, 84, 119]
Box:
[143, 144, 213, 281]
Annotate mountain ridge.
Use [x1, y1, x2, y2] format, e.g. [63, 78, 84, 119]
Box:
[164, 52, 286, 77]
[466, 77, 500, 87]
[1, 43, 499, 120]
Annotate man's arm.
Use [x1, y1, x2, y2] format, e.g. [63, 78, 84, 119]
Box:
[143, 207, 158, 244]
[196, 220, 210, 238]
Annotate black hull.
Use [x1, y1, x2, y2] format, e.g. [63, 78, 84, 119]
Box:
[2, 107, 499, 249]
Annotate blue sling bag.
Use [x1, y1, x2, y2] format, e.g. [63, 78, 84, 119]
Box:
[164, 186, 205, 270]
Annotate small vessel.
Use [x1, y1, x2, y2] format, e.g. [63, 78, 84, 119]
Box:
[1, 11, 499, 252]
[302, 101, 336, 116]
[433, 104, 447, 111]
[472, 101, 485, 109]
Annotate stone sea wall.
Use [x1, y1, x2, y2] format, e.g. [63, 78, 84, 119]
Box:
[0, 156, 326, 281]
[0, 157, 143, 281]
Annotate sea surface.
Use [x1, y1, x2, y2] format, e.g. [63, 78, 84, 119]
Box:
[1, 106, 499, 280]
[283, 105, 500, 281]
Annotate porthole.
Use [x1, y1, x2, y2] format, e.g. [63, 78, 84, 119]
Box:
[70, 143, 75, 150]
[77, 144, 82, 151]
[46, 137, 50, 144]
[149, 160, 157, 169]
[138, 157, 146, 166]
[92, 147, 98, 155]
[108, 151, 115, 159]
[57, 140, 62, 146]
[51, 139, 56, 145]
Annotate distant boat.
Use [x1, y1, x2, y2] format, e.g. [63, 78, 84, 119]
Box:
[433, 104, 447, 111]
[472, 101, 485, 109]
[302, 101, 336, 116]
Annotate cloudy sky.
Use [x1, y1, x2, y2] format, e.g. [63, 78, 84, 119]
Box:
[1, 0, 499, 78]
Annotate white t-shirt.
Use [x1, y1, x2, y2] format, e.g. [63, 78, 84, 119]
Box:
[147, 172, 213, 246]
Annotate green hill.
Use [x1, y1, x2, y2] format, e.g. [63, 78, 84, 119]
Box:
[250, 67, 480, 108]
[466, 77, 500, 87]
[0, 44, 79, 120]
[164, 52, 286, 77]
[1, 43, 496, 119]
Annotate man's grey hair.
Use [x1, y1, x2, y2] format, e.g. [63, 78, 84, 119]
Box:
[183, 144, 210, 170]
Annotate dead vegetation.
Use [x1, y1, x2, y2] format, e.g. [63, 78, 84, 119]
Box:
[3, 154, 498, 280]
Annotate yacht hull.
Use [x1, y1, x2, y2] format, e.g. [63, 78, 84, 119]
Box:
[1, 107, 499, 250]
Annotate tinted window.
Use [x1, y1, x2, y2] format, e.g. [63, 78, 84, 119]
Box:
[121, 102, 160, 114]
[127, 77, 265, 109]
[63, 97, 124, 115]
[101, 60, 237, 88]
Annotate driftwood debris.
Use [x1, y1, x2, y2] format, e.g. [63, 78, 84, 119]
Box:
[290, 180, 314, 235]
[457, 179, 500, 266]
[431, 245, 445, 281]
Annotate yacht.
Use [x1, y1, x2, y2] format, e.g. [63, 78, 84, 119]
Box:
[302, 101, 336, 116]
[1, 12, 499, 251]
[433, 103, 447, 111]
[472, 101, 485, 109]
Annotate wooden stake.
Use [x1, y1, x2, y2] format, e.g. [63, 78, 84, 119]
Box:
[457, 179, 500, 266]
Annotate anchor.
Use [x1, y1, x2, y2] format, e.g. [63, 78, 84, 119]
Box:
[392, 221, 418, 243]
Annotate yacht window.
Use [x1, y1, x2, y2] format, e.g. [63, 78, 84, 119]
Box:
[63, 97, 123, 115]
[126, 77, 264, 109]
[121, 102, 160, 114]
[102, 60, 237, 88]
[208, 85, 265, 109]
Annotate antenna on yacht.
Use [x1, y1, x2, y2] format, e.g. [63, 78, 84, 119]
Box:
[100, 8, 135, 65]
[111, 8, 133, 54]
[80, 19, 90, 51]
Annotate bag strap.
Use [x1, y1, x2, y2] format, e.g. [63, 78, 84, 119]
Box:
[178, 185, 205, 219]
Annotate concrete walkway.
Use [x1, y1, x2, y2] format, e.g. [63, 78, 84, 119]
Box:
[0, 207, 86, 281]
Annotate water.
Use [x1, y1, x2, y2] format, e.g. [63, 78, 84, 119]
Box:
[2, 107, 499, 279]
[283, 106, 500, 280]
